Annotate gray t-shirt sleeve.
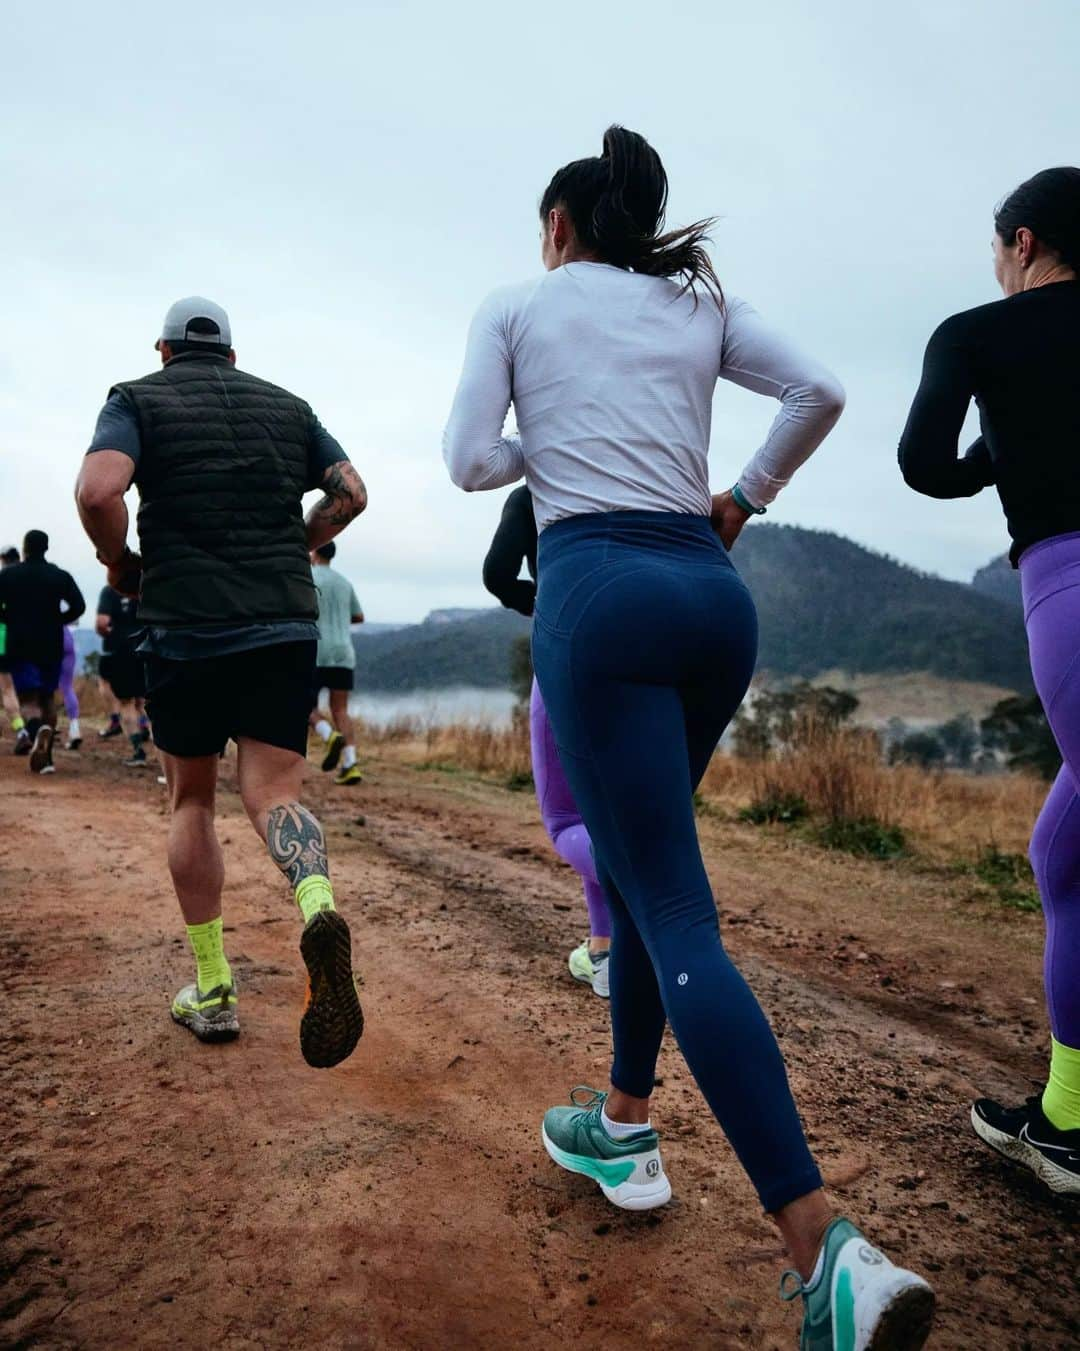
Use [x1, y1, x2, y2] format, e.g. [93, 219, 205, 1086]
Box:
[86, 390, 142, 464]
[348, 585, 363, 618]
[307, 415, 349, 488]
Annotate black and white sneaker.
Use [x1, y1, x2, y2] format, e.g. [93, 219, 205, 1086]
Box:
[971, 1094, 1080, 1195]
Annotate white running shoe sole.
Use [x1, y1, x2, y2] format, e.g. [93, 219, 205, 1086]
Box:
[971, 1104, 1080, 1194]
[541, 1124, 672, 1210]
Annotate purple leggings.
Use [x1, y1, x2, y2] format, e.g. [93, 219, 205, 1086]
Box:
[1022, 532, 1080, 1047]
[529, 678, 611, 939]
[60, 627, 79, 721]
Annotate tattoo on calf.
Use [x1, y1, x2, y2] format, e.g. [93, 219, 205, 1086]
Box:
[266, 803, 329, 890]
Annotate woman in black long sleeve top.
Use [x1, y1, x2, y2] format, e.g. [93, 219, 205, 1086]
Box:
[901, 167, 1080, 1196]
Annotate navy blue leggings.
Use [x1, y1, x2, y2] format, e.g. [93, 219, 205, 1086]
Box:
[532, 511, 822, 1214]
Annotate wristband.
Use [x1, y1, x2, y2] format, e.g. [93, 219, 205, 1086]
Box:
[96, 544, 131, 568]
[731, 483, 766, 516]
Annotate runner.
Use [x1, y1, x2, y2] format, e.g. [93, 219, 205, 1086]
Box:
[446, 126, 934, 1347]
[484, 485, 611, 995]
[60, 624, 82, 750]
[0, 546, 29, 753]
[75, 296, 367, 1067]
[96, 583, 150, 767]
[308, 541, 364, 786]
[900, 166, 1080, 1195]
[0, 531, 85, 774]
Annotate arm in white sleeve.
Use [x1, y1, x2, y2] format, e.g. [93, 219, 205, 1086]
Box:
[719, 298, 846, 508]
[443, 291, 525, 492]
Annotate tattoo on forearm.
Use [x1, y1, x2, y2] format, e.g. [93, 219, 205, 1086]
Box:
[266, 803, 329, 890]
[312, 462, 366, 528]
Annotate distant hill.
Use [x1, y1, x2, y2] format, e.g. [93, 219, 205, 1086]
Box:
[971, 554, 1022, 610]
[733, 525, 1030, 689]
[348, 524, 1031, 694]
[354, 608, 530, 692]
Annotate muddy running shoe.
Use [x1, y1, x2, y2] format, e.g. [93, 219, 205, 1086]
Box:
[334, 764, 363, 787]
[67, 736, 82, 751]
[170, 982, 240, 1042]
[541, 1086, 671, 1210]
[99, 719, 122, 739]
[972, 1094, 1080, 1195]
[14, 729, 31, 756]
[780, 1218, 934, 1351]
[320, 731, 345, 773]
[568, 941, 610, 998]
[123, 749, 149, 769]
[29, 726, 55, 774]
[299, 909, 364, 1068]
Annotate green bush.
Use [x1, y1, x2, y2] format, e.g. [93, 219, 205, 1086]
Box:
[971, 847, 1040, 912]
[814, 817, 906, 859]
[739, 791, 809, 826]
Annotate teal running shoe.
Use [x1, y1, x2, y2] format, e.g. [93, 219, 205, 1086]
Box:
[541, 1086, 671, 1210]
[780, 1218, 934, 1350]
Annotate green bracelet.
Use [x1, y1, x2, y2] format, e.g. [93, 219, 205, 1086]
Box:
[731, 483, 766, 516]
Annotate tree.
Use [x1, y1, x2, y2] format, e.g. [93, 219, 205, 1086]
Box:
[82, 650, 101, 678]
[981, 695, 1060, 780]
[937, 713, 977, 768]
[889, 730, 946, 769]
[731, 683, 860, 759]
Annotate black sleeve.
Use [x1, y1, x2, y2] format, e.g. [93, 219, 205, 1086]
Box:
[306, 412, 349, 490]
[97, 586, 115, 618]
[483, 486, 538, 616]
[898, 317, 997, 498]
[61, 571, 86, 625]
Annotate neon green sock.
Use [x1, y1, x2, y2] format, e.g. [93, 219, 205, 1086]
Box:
[11, 715, 24, 732]
[1043, 1037, 1080, 1131]
[186, 917, 232, 994]
[296, 875, 335, 924]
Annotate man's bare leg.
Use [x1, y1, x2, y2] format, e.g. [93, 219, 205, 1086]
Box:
[160, 751, 237, 1040]
[0, 672, 25, 741]
[328, 689, 360, 782]
[236, 736, 363, 1067]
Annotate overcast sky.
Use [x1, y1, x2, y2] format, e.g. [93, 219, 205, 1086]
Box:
[2, 2, 1077, 622]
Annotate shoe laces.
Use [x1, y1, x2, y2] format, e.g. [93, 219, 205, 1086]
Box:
[568, 1085, 607, 1112]
[779, 1270, 808, 1303]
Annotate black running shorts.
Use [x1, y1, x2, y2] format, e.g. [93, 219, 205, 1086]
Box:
[313, 665, 354, 696]
[145, 641, 316, 759]
[100, 650, 146, 702]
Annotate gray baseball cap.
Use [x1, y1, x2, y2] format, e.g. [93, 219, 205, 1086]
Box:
[155, 296, 232, 351]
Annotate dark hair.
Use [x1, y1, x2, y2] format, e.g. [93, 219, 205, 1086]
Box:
[539, 125, 722, 305]
[995, 167, 1080, 271]
[23, 529, 48, 558]
[315, 541, 337, 562]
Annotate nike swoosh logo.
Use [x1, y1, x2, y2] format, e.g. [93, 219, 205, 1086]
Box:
[1019, 1124, 1077, 1155]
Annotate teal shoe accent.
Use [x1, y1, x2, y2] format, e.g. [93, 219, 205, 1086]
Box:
[780, 1218, 934, 1351]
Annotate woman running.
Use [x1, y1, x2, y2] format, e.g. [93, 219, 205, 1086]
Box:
[484, 485, 612, 996]
[446, 125, 934, 1348]
[900, 166, 1080, 1197]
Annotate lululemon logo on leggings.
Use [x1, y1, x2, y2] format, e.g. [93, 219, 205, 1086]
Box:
[677, 973, 688, 986]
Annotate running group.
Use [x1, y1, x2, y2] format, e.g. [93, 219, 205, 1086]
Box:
[4, 130, 1079, 1351]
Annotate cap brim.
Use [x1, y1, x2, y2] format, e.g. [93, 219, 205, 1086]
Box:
[154, 338, 163, 351]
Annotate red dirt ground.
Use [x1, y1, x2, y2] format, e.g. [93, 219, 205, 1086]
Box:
[1, 738, 1077, 1349]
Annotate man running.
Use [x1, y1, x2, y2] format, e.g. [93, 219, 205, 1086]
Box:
[308, 541, 364, 786]
[75, 296, 367, 1067]
[96, 583, 150, 767]
[0, 546, 29, 752]
[0, 531, 86, 773]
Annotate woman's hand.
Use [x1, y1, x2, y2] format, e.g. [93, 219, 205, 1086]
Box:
[710, 491, 752, 549]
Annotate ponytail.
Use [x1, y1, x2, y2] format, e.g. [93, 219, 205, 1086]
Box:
[540, 125, 723, 306]
[995, 167, 1080, 272]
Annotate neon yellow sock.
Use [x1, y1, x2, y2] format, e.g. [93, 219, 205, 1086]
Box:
[11, 715, 24, 732]
[186, 917, 232, 994]
[1043, 1037, 1080, 1131]
[296, 875, 335, 924]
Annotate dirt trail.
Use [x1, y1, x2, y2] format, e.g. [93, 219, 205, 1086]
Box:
[1, 742, 1077, 1350]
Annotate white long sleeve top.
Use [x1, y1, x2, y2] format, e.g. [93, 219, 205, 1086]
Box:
[443, 262, 845, 531]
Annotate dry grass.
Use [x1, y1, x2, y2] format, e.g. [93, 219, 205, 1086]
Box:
[368, 708, 1046, 865]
